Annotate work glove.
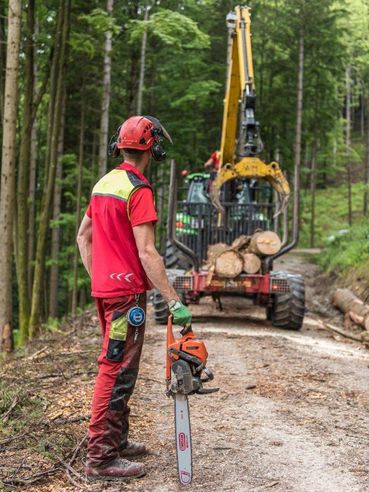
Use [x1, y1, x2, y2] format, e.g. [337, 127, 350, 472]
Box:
[168, 300, 192, 328]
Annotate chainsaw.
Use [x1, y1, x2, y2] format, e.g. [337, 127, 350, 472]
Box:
[166, 315, 219, 485]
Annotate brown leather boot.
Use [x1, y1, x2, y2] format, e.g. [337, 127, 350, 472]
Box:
[119, 441, 147, 458]
[85, 457, 145, 481]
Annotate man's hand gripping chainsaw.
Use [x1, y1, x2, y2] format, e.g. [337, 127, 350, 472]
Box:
[166, 316, 219, 397]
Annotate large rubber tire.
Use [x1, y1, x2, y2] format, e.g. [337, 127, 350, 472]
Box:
[164, 240, 190, 270]
[270, 272, 305, 330]
[153, 290, 169, 325]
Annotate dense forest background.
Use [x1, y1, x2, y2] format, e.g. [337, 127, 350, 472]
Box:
[0, 0, 369, 349]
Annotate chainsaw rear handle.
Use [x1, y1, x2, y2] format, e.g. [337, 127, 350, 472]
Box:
[180, 323, 192, 336]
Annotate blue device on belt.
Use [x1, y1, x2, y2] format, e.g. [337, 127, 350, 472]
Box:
[127, 306, 145, 326]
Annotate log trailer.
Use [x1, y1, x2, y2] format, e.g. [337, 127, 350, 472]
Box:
[154, 5, 305, 329]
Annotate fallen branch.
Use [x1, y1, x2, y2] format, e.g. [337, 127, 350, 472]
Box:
[27, 346, 48, 360]
[318, 320, 363, 342]
[1, 396, 20, 422]
[60, 460, 88, 490]
[1, 464, 61, 486]
[69, 435, 88, 465]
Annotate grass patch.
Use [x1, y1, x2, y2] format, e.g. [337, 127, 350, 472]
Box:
[300, 181, 368, 247]
[0, 380, 46, 436]
[316, 216, 369, 279]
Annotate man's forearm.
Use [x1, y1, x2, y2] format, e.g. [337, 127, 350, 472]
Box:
[140, 250, 179, 303]
[77, 238, 92, 276]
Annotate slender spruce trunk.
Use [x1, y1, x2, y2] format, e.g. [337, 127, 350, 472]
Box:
[364, 98, 369, 215]
[27, 24, 39, 297]
[0, 0, 6, 125]
[29, 0, 70, 337]
[16, 0, 35, 344]
[0, 0, 22, 352]
[345, 65, 352, 226]
[360, 85, 365, 138]
[292, 25, 304, 238]
[98, 0, 114, 178]
[48, 91, 66, 318]
[72, 101, 85, 316]
[136, 4, 149, 115]
[310, 139, 318, 248]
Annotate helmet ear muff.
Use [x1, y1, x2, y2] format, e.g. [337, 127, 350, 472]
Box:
[150, 126, 166, 162]
[108, 125, 122, 158]
[151, 141, 166, 161]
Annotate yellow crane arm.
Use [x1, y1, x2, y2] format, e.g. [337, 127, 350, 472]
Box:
[213, 6, 290, 219]
[220, 6, 255, 166]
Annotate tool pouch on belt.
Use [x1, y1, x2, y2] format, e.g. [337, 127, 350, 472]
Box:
[107, 311, 128, 362]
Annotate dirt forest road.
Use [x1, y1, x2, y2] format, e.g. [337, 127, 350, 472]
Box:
[1, 252, 369, 492]
[135, 252, 369, 492]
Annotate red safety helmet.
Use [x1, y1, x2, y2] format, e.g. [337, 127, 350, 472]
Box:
[113, 115, 172, 162]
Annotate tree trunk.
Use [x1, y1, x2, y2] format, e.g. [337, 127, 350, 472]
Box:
[360, 86, 365, 138]
[309, 139, 318, 248]
[29, 0, 70, 337]
[0, 0, 6, 124]
[363, 97, 369, 215]
[48, 91, 66, 318]
[27, 18, 39, 296]
[0, 0, 22, 352]
[136, 3, 149, 115]
[293, 25, 304, 238]
[98, 0, 114, 178]
[333, 289, 369, 331]
[345, 65, 352, 226]
[16, 0, 35, 344]
[71, 101, 85, 316]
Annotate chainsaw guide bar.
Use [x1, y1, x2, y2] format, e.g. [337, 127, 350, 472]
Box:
[166, 316, 219, 485]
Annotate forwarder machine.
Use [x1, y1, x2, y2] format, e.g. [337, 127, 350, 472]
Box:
[155, 5, 305, 329]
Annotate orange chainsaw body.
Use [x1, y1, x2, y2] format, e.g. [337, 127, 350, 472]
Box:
[166, 317, 208, 382]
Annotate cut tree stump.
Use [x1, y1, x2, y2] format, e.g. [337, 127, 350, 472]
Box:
[248, 231, 281, 256]
[215, 250, 243, 278]
[241, 253, 261, 274]
[332, 288, 369, 331]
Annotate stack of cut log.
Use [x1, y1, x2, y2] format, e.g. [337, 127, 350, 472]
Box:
[206, 231, 282, 283]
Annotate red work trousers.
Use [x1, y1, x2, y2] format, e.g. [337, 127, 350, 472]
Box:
[87, 293, 146, 467]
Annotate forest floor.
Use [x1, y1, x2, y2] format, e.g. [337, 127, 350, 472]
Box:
[1, 252, 369, 492]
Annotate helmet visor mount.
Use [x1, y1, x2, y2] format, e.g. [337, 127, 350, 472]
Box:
[145, 115, 173, 144]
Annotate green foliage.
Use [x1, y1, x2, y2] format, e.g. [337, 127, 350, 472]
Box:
[7, 0, 369, 339]
[317, 216, 369, 274]
[80, 8, 120, 35]
[128, 9, 209, 49]
[300, 182, 367, 247]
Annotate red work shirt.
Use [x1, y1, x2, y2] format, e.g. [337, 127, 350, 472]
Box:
[86, 162, 158, 298]
[210, 150, 221, 170]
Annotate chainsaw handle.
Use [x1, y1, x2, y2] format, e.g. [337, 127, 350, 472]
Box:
[180, 323, 192, 336]
[166, 315, 175, 383]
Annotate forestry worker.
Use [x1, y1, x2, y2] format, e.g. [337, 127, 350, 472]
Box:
[77, 115, 192, 482]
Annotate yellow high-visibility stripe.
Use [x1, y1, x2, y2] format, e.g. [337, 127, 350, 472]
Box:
[92, 169, 135, 201]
